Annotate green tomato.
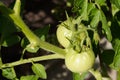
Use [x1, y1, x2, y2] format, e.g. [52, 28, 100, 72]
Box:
[56, 24, 72, 48]
[65, 48, 95, 73]
[56, 21, 87, 48]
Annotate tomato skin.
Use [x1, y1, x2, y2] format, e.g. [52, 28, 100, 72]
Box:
[65, 48, 95, 73]
[56, 25, 72, 48]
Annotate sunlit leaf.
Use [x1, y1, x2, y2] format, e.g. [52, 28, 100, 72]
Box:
[111, 39, 120, 70]
[100, 10, 112, 41]
[2, 67, 16, 79]
[111, 0, 120, 9]
[87, 3, 95, 15]
[93, 32, 100, 45]
[90, 9, 100, 28]
[80, 0, 88, 20]
[72, 0, 88, 20]
[32, 63, 47, 79]
[72, 0, 83, 12]
[95, 0, 106, 6]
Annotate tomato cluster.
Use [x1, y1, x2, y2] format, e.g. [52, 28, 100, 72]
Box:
[56, 19, 95, 73]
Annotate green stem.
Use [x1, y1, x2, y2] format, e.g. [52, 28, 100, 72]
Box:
[0, 53, 64, 69]
[10, 14, 39, 43]
[0, 1, 66, 55]
[10, 14, 66, 55]
[13, 0, 21, 15]
[0, 36, 3, 66]
[20, 49, 26, 60]
[0, 45, 2, 66]
[89, 69, 102, 80]
[117, 69, 120, 80]
[86, 27, 95, 32]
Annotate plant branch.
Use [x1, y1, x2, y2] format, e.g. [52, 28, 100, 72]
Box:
[0, 1, 66, 56]
[13, 0, 21, 15]
[89, 69, 102, 80]
[0, 53, 64, 69]
[0, 45, 2, 66]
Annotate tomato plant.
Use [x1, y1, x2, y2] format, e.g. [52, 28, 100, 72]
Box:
[0, 0, 120, 80]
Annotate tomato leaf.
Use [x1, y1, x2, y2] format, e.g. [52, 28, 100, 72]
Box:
[72, 0, 83, 12]
[111, 11, 120, 39]
[2, 67, 16, 79]
[0, 15, 20, 47]
[100, 10, 112, 41]
[111, 0, 120, 9]
[21, 38, 29, 49]
[31, 63, 47, 79]
[93, 32, 100, 45]
[90, 9, 100, 28]
[20, 75, 39, 80]
[95, 0, 106, 6]
[87, 3, 95, 15]
[110, 39, 120, 70]
[80, 0, 88, 20]
[72, 0, 88, 20]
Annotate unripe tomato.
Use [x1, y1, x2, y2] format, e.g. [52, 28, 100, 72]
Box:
[56, 24, 72, 48]
[65, 48, 95, 73]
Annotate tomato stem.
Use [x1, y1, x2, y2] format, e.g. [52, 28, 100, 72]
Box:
[13, 0, 21, 15]
[0, 54, 64, 69]
[89, 69, 102, 80]
[86, 27, 95, 32]
[20, 49, 26, 60]
[0, 1, 66, 56]
[0, 46, 2, 66]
